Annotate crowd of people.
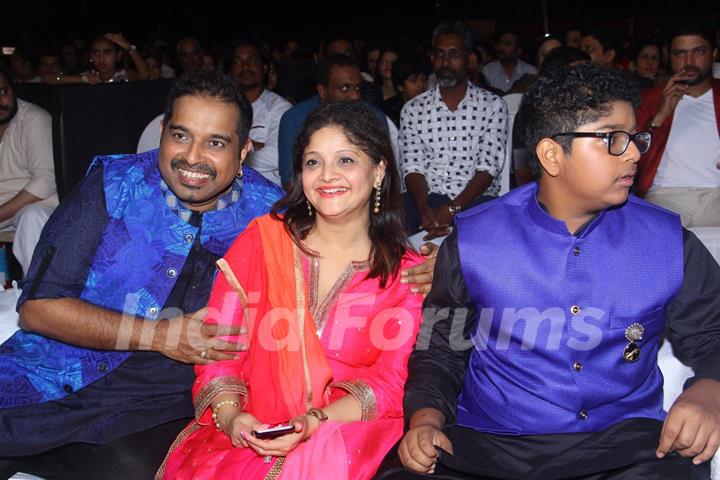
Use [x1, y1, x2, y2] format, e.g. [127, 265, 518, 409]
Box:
[0, 14, 719, 480]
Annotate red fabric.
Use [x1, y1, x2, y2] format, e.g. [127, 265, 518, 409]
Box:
[162, 215, 424, 479]
[635, 79, 720, 197]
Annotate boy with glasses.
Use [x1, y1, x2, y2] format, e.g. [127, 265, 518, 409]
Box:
[380, 63, 720, 479]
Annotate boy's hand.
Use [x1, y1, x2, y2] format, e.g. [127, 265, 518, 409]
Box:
[657, 379, 720, 464]
[401, 243, 439, 294]
[398, 425, 453, 474]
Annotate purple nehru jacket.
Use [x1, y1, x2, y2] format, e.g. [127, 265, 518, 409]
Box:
[455, 182, 683, 435]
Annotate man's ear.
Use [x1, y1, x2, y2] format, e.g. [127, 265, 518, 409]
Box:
[317, 84, 327, 101]
[240, 138, 252, 165]
[535, 138, 564, 177]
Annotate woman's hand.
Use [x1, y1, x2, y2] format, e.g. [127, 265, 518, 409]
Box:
[224, 412, 263, 448]
[244, 414, 320, 457]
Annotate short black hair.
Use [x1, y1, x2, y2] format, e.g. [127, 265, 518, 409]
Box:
[670, 17, 716, 50]
[390, 56, 431, 90]
[163, 71, 253, 144]
[0, 62, 14, 90]
[432, 20, 476, 52]
[583, 28, 621, 55]
[225, 36, 270, 73]
[316, 55, 359, 86]
[541, 46, 590, 70]
[517, 63, 640, 174]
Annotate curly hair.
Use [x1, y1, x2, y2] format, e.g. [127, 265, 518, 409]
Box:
[271, 101, 409, 287]
[163, 71, 252, 145]
[517, 63, 640, 174]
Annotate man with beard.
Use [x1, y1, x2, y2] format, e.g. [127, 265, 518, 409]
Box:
[0, 63, 57, 276]
[636, 18, 720, 227]
[400, 20, 508, 238]
[0, 71, 284, 478]
[481, 31, 538, 93]
[228, 38, 291, 186]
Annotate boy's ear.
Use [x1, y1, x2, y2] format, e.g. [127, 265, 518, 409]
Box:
[535, 138, 563, 177]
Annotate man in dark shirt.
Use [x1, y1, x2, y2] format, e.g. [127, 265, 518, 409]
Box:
[380, 64, 720, 479]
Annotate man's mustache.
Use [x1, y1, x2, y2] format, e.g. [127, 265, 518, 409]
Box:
[171, 158, 216, 178]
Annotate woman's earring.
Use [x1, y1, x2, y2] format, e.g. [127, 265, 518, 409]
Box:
[235, 169, 243, 180]
[307, 200, 313, 216]
[373, 180, 382, 214]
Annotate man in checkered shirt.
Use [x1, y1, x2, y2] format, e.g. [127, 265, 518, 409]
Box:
[400, 20, 508, 239]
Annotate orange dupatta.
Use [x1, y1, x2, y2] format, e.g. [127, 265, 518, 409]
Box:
[240, 216, 332, 422]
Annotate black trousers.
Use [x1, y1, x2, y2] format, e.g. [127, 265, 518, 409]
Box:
[0, 417, 190, 480]
[376, 418, 711, 480]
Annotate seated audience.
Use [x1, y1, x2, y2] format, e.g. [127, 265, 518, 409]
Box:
[581, 28, 621, 68]
[401, 20, 507, 238]
[631, 39, 663, 88]
[636, 18, 720, 227]
[482, 30, 538, 93]
[228, 38, 292, 186]
[382, 55, 430, 127]
[0, 64, 57, 276]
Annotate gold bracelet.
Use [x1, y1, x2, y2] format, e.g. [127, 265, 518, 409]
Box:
[211, 400, 239, 431]
[306, 407, 328, 423]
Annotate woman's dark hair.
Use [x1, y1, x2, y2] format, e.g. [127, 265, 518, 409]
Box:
[271, 101, 409, 287]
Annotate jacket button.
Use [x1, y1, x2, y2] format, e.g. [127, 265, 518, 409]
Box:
[573, 361, 582, 372]
[184, 233, 194, 243]
[570, 305, 581, 315]
[63, 384, 74, 394]
[166, 268, 177, 278]
[573, 246, 581, 256]
[579, 410, 588, 420]
[98, 362, 108, 373]
[148, 306, 159, 316]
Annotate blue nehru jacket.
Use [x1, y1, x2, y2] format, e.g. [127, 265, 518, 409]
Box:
[1, 150, 284, 409]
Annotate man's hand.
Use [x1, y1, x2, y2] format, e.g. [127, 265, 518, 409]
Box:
[398, 425, 453, 474]
[657, 379, 720, 464]
[154, 308, 247, 364]
[654, 71, 692, 125]
[104, 32, 133, 52]
[402, 243, 439, 295]
[419, 207, 451, 241]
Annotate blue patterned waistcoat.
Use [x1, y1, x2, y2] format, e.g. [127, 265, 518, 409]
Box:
[1, 150, 283, 408]
[455, 183, 683, 435]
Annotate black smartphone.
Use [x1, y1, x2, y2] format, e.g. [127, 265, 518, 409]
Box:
[251, 424, 295, 439]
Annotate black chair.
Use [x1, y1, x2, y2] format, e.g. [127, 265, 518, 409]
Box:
[16, 80, 173, 199]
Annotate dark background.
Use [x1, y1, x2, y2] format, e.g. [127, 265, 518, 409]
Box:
[5, 0, 719, 49]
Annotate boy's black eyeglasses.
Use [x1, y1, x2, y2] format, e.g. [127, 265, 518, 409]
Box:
[550, 130, 652, 156]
